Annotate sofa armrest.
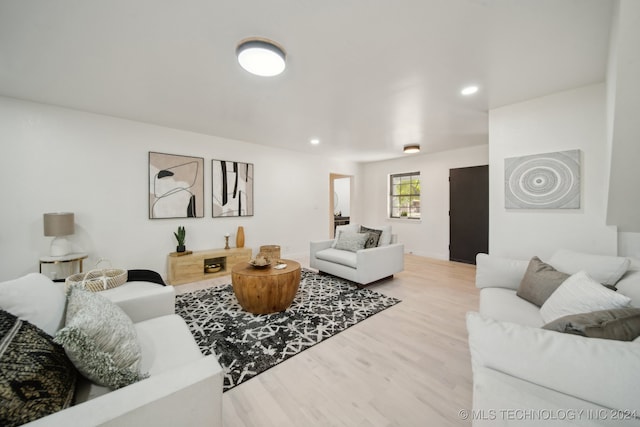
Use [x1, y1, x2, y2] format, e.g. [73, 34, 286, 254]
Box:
[102, 282, 176, 323]
[356, 243, 404, 274]
[310, 240, 333, 253]
[475, 253, 529, 290]
[467, 312, 640, 413]
[24, 355, 223, 427]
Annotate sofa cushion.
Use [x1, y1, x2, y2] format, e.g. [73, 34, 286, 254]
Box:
[101, 281, 176, 323]
[466, 312, 640, 415]
[542, 307, 640, 341]
[0, 309, 76, 426]
[475, 253, 530, 290]
[315, 248, 358, 269]
[73, 314, 203, 404]
[333, 232, 368, 252]
[479, 288, 543, 327]
[54, 286, 148, 390]
[616, 269, 640, 308]
[516, 257, 570, 307]
[548, 249, 630, 287]
[359, 226, 382, 248]
[540, 271, 631, 323]
[0, 273, 66, 336]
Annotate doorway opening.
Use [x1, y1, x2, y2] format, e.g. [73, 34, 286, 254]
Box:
[329, 174, 352, 238]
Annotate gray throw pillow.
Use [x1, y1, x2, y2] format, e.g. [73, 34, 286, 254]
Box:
[360, 226, 382, 249]
[517, 257, 570, 307]
[334, 232, 369, 252]
[54, 285, 148, 389]
[543, 308, 640, 341]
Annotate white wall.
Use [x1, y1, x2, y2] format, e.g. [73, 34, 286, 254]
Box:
[0, 97, 358, 281]
[358, 145, 488, 259]
[605, 0, 640, 257]
[606, 0, 640, 233]
[489, 84, 617, 260]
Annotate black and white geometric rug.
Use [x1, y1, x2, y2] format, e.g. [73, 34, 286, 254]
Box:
[175, 269, 401, 391]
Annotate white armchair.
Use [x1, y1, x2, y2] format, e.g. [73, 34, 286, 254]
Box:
[310, 224, 404, 286]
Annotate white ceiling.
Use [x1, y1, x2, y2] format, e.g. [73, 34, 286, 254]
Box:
[0, 0, 614, 162]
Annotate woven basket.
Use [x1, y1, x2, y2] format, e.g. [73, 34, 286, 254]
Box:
[258, 245, 281, 263]
[65, 259, 127, 292]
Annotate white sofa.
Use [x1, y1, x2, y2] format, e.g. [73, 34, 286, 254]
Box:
[467, 251, 640, 427]
[310, 223, 404, 286]
[0, 274, 223, 427]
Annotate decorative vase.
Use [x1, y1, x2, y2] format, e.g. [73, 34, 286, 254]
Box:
[236, 226, 245, 248]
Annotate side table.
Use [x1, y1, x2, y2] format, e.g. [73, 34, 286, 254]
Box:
[39, 252, 88, 281]
[232, 260, 301, 314]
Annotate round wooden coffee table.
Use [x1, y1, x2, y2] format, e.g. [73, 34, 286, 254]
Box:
[231, 259, 301, 314]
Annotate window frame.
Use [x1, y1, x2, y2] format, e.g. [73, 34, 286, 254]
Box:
[389, 171, 421, 220]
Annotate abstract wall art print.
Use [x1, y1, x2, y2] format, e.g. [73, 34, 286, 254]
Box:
[505, 149, 580, 209]
[212, 159, 254, 217]
[149, 152, 204, 219]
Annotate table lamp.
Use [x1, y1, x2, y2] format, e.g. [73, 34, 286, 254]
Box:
[43, 212, 74, 256]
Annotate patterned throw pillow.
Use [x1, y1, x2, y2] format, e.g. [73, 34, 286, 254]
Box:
[0, 309, 77, 427]
[360, 226, 383, 249]
[334, 232, 369, 252]
[54, 285, 148, 390]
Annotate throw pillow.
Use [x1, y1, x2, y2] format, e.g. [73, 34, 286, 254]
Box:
[543, 307, 640, 341]
[0, 273, 66, 336]
[0, 309, 77, 427]
[331, 223, 360, 248]
[516, 257, 570, 307]
[540, 271, 631, 323]
[54, 285, 148, 390]
[334, 232, 369, 252]
[360, 226, 382, 249]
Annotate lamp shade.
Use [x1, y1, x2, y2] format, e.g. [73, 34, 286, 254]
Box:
[43, 212, 74, 236]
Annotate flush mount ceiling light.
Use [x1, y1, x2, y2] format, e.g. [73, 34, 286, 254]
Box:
[236, 37, 286, 77]
[461, 85, 479, 96]
[403, 144, 420, 154]
[310, 138, 320, 145]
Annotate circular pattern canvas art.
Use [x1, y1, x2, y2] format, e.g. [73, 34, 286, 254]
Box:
[505, 149, 580, 209]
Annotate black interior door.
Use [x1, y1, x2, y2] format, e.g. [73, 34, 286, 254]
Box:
[449, 165, 489, 264]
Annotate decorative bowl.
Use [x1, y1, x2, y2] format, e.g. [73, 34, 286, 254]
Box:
[249, 260, 271, 269]
[204, 264, 221, 273]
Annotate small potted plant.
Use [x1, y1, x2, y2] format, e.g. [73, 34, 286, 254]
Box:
[174, 226, 186, 253]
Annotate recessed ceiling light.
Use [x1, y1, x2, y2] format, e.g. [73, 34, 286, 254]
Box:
[310, 138, 320, 145]
[403, 144, 420, 154]
[236, 37, 286, 77]
[461, 85, 479, 96]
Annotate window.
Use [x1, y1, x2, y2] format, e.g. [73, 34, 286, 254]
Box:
[389, 172, 420, 219]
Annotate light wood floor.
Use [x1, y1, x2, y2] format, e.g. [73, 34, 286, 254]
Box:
[175, 254, 480, 427]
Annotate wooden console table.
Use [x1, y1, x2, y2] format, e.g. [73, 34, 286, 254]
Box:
[167, 247, 252, 285]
